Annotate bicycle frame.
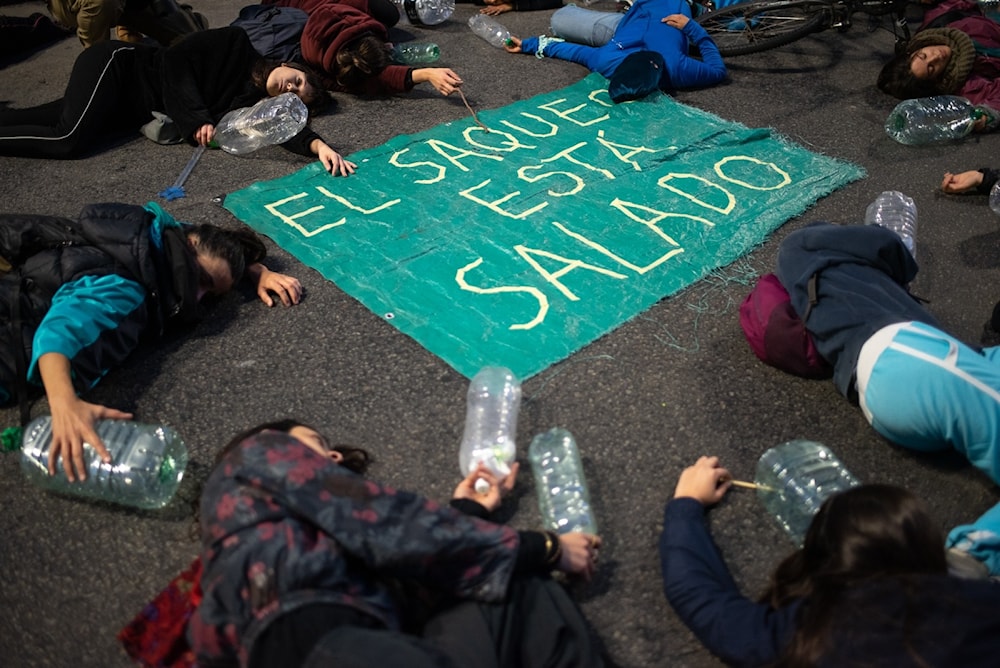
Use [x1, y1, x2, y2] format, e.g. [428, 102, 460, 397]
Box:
[696, 0, 913, 57]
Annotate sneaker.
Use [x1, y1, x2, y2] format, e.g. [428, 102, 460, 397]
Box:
[946, 547, 990, 580]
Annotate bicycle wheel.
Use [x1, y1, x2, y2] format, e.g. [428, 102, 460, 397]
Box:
[696, 1, 831, 57]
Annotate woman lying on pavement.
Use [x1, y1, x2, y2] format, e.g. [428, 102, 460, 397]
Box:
[661, 456, 1000, 666]
[0, 25, 355, 175]
[0, 201, 301, 481]
[188, 419, 606, 668]
[263, 0, 464, 96]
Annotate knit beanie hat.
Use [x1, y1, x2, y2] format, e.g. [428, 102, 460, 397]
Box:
[907, 28, 976, 93]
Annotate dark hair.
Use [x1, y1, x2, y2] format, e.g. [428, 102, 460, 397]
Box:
[216, 419, 372, 474]
[185, 224, 266, 286]
[334, 34, 392, 92]
[251, 60, 333, 115]
[876, 50, 947, 100]
[763, 485, 947, 666]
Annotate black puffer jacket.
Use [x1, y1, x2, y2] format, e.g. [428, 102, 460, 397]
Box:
[0, 202, 199, 405]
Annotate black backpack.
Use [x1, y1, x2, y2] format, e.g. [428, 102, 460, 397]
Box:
[231, 4, 307, 62]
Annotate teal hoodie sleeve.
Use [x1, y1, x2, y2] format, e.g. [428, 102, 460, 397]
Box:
[29, 274, 147, 393]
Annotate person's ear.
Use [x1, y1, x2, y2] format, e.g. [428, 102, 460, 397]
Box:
[330, 451, 344, 464]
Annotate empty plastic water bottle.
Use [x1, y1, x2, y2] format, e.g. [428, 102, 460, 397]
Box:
[865, 190, 918, 259]
[885, 95, 983, 145]
[754, 440, 860, 545]
[468, 14, 512, 48]
[213, 92, 308, 156]
[20, 417, 189, 510]
[990, 181, 1000, 217]
[528, 428, 597, 534]
[393, 0, 454, 25]
[458, 366, 521, 494]
[392, 42, 441, 64]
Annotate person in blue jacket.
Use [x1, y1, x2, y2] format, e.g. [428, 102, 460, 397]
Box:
[774, 222, 1000, 486]
[660, 456, 1000, 666]
[503, 0, 727, 101]
[0, 201, 301, 482]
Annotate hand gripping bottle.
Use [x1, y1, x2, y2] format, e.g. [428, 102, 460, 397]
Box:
[21, 417, 189, 510]
[213, 92, 308, 156]
[884, 95, 983, 145]
[864, 190, 918, 259]
[468, 14, 512, 48]
[528, 427, 597, 534]
[458, 366, 521, 494]
[754, 440, 860, 545]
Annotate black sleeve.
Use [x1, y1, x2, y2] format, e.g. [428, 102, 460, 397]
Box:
[449, 498, 492, 520]
[446, 499, 552, 573]
[513, 0, 563, 10]
[279, 125, 324, 158]
[514, 530, 550, 573]
[976, 168, 1000, 195]
[161, 27, 260, 141]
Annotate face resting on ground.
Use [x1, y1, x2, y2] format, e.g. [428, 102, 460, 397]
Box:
[909, 45, 952, 80]
[266, 65, 319, 106]
[289, 425, 345, 464]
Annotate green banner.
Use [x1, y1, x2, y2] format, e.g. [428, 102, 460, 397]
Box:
[225, 73, 864, 380]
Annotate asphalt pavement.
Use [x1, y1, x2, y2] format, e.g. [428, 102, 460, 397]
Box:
[1, 1, 998, 666]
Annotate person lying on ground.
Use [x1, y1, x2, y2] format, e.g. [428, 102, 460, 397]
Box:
[939, 166, 1000, 194]
[263, 0, 463, 96]
[661, 456, 1000, 666]
[503, 0, 726, 103]
[772, 221, 1000, 486]
[189, 419, 605, 668]
[876, 0, 1000, 133]
[47, 0, 207, 48]
[0, 25, 355, 174]
[0, 202, 300, 481]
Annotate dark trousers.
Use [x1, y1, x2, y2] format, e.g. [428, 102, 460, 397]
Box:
[252, 576, 605, 668]
[0, 41, 151, 158]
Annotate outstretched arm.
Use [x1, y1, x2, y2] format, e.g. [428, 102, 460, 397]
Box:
[309, 138, 356, 176]
[663, 14, 727, 88]
[245, 263, 303, 307]
[412, 68, 464, 95]
[38, 353, 132, 482]
[661, 457, 797, 665]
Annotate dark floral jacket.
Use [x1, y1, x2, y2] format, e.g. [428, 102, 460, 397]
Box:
[188, 430, 520, 667]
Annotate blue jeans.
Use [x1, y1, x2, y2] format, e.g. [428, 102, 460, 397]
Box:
[550, 5, 624, 47]
[948, 501, 1000, 576]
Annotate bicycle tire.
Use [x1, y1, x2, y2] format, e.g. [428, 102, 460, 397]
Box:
[696, 1, 831, 57]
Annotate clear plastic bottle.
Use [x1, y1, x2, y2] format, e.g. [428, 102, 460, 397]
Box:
[391, 42, 441, 64]
[20, 417, 189, 510]
[978, 0, 1000, 21]
[864, 190, 918, 259]
[754, 439, 860, 545]
[458, 366, 521, 494]
[528, 428, 597, 535]
[393, 0, 454, 26]
[468, 14, 512, 48]
[213, 92, 308, 156]
[990, 180, 1000, 217]
[885, 95, 982, 145]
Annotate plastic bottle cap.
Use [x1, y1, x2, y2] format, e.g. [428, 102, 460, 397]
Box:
[474, 478, 491, 495]
[504, 38, 514, 46]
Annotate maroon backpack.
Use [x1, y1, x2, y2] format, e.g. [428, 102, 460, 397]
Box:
[739, 273, 832, 379]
